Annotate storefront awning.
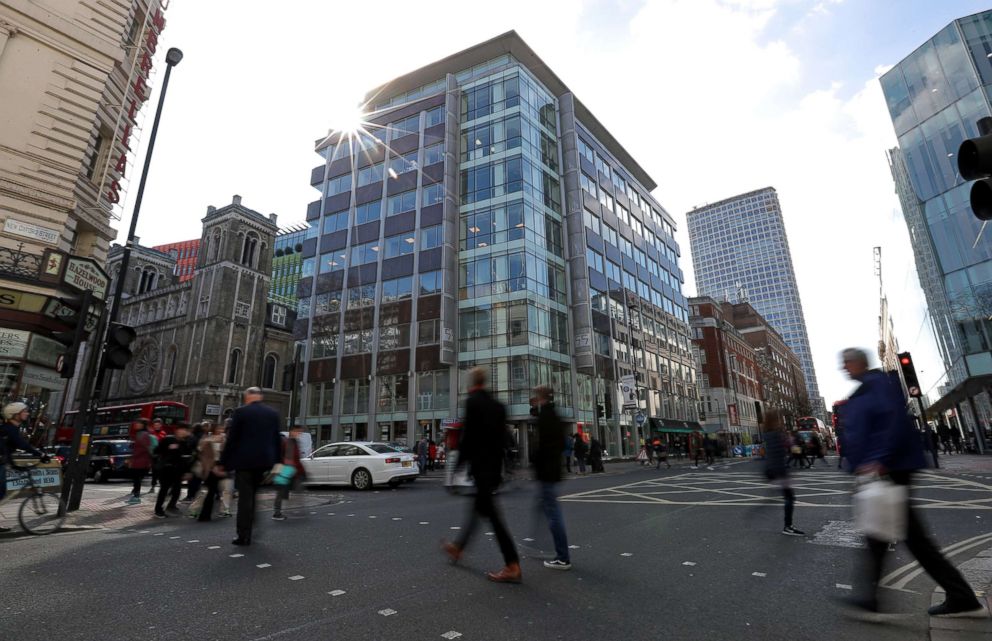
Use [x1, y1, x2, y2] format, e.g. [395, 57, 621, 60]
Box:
[927, 374, 992, 415]
[649, 418, 703, 433]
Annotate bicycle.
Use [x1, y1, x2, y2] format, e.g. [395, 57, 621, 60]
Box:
[3, 458, 66, 535]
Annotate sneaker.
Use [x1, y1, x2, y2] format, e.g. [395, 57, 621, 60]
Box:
[165, 506, 181, 516]
[543, 559, 572, 571]
[928, 601, 989, 618]
[271, 513, 286, 521]
[187, 511, 199, 519]
[126, 496, 141, 505]
[220, 511, 232, 518]
[782, 526, 805, 537]
[154, 511, 167, 519]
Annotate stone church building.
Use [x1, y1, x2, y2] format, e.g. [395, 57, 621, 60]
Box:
[102, 195, 296, 421]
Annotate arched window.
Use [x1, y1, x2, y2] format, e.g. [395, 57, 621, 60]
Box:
[227, 349, 242, 385]
[138, 267, 158, 294]
[241, 233, 259, 268]
[262, 354, 277, 389]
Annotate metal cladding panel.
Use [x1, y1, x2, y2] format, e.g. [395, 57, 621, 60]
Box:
[384, 211, 416, 236]
[353, 221, 381, 244]
[419, 247, 442, 272]
[319, 230, 348, 253]
[381, 254, 415, 279]
[301, 237, 317, 258]
[324, 192, 350, 213]
[420, 203, 444, 226]
[355, 183, 383, 205]
[311, 165, 325, 186]
[307, 200, 321, 220]
[386, 170, 418, 196]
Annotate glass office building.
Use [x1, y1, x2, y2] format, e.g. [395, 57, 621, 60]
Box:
[293, 32, 697, 456]
[686, 187, 824, 420]
[881, 11, 992, 447]
[269, 222, 310, 312]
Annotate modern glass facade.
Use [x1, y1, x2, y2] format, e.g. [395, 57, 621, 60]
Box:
[293, 32, 697, 456]
[881, 11, 992, 441]
[686, 187, 824, 419]
[269, 223, 311, 312]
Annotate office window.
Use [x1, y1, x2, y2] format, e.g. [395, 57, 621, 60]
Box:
[583, 208, 601, 236]
[586, 247, 604, 273]
[355, 200, 381, 225]
[423, 142, 444, 166]
[326, 173, 352, 197]
[384, 232, 416, 258]
[389, 114, 419, 140]
[422, 182, 443, 207]
[379, 324, 411, 351]
[381, 276, 413, 303]
[418, 319, 440, 344]
[389, 151, 418, 177]
[424, 106, 443, 128]
[579, 172, 598, 198]
[420, 224, 442, 250]
[595, 154, 612, 180]
[598, 189, 614, 213]
[602, 224, 618, 247]
[350, 240, 380, 265]
[314, 291, 342, 315]
[388, 190, 417, 216]
[616, 204, 630, 225]
[578, 138, 594, 164]
[419, 270, 442, 295]
[319, 250, 347, 273]
[357, 162, 384, 187]
[323, 209, 348, 234]
[347, 284, 376, 309]
[605, 260, 621, 283]
[620, 237, 632, 257]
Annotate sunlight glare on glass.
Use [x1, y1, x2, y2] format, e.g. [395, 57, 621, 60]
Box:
[326, 99, 365, 135]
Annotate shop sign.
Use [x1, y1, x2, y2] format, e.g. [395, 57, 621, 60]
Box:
[63, 257, 108, 300]
[0, 288, 47, 313]
[0, 328, 30, 358]
[43, 298, 100, 332]
[21, 364, 64, 390]
[2, 218, 60, 245]
[204, 404, 221, 416]
[620, 374, 638, 409]
[26, 334, 64, 368]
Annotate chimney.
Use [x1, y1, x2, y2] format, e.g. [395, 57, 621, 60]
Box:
[269, 213, 278, 225]
[232, 195, 242, 205]
[207, 205, 216, 214]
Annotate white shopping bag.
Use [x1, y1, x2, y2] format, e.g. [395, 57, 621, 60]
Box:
[853, 477, 908, 541]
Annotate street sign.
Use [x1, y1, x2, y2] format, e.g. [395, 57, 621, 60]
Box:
[620, 374, 638, 409]
[204, 404, 221, 416]
[635, 412, 646, 426]
[62, 256, 109, 300]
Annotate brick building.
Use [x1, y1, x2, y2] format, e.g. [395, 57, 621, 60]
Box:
[151, 239, 199, 283]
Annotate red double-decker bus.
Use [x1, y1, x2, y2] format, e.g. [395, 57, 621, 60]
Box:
[55, 401, 189, 443]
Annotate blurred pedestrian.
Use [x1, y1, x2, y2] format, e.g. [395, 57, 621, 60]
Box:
[589, 437, 605, 473]
[654, 438, 670, 469]
[839, 348, 986, 619]
[763, 409, 804, 536]
[563, 430, 574, 474]
[530, 385, 571, 570]
[417, 435, 429, 475]
[148, 417, 166, 492]
[127, 418, 155, 504]
[442, 367, 521, 583]
[704, 437, 716, 466]
[573, 433, 588, 475]
[951, 428, 963, 454]
[637, 441, 650, 466]
[272, 424, 307, 521]
[153, 423, 192, 518]
[182, 422, 207, 502]
[216, 387, 281, 546]
[189, 422, 231, 520]
[428, 439, 438, 472]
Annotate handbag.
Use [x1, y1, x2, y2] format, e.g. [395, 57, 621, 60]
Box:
[853, 476, 908, 541]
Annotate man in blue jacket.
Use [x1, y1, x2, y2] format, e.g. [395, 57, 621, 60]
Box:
[215, 387, 281, 546]
[840, 348, 985, 619]
[0, 402, 48, 531]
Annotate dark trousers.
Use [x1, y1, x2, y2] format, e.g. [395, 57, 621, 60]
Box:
[235, 469, 264, 542]
[131, 468, 147, 497]
[539, 482, 569, 562]
[198, 473, 220, 522]
[782, 486, 795, 528]
[862, 471, 977, 606]
[185, 475, 202, 500]
[154, 470, 181, 512]
[150, 467, 159, 490]
[457, 483, 519, 565]
[564, 453, 572, 473]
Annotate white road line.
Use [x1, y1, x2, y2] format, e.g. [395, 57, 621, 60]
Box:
[450, 526, 460, 530]
[187, 540, 200, 543]
[169, 536, 180, 539]
[392, 517, 402, 521]
[329, 590, 346, 596]
[256, 563, 271, 568]
[523, 537, 534, 542]
[682, 561, 696, 566]
[752, 572, 766, 577]
[153, 533, 164, 536]
[288, 575, 304, 581]
[138, 530, 149, 534]
[208, 546, 220, 549]
[419, 521, 429, 525]
[836, 583, 852, 590]
[230, 554, 244, 558]
[369, 516, 377, 519]
[620, 553, 633, 557]
[441, 632, 463, 639]
[378, 608, 397, 616]
[485, 532, 495, 536]
[568, 545, 580, 549]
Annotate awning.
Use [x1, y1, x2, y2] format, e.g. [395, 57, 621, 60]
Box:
[648, 418, 703, 433]
[927, 374, 992, 415]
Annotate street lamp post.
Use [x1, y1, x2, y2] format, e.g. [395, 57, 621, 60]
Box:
[62, 47, 184, 512]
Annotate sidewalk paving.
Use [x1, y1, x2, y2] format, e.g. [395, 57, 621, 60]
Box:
[930, 454, 992, 478]
[930, 544, 992, 639]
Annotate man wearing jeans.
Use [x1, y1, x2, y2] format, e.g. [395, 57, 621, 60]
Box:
[840, 347, 985, 619]
[215, 387, 281, 546]
[531, 385, 571, 570]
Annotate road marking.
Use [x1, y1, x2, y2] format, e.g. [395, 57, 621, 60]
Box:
[288, 575, 304, 581]
[419, 521, 429, 525]
[836, 583, 853, 590]
[347, 514, 355, 517]
[369, 516, 377, 519]
[310, 511, 316, 515]
[230, 554, 244, 558]
[441, 632, 463, 639]
[683, 561, 696, 566]
[327, 513, 335, 516]
[153, 533, 164, 536]
[392, 517, 402, 521]
[208, 546, 220, 549]
[882, 533, 992, 590]
[169, 536, 180, 539]
[450, 526, 460, 530]
[620, 553, 633, 557]
[378, 608, 397, 616]
[329, 590, 346, 596]
[568, 545, 580, 549]
[752, 572, 766, 577]
[523, 537, 534, 542]
[256, 563, 271, 568]
[485, 532, 495, 536]
[187, 540, 200, 543]
[138, 530, 149, 534]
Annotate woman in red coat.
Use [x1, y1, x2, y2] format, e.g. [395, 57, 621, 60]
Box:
[428, 439, 438, 471]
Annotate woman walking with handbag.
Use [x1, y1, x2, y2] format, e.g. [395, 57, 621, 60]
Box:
[190, 422, 232, 521]
[272, 425, 307, 521]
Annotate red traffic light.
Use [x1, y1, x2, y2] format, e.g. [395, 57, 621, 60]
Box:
[900, 356, 911, 366]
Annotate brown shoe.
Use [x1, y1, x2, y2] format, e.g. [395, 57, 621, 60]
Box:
[441, 540, 462, 563]
[487, 562, 522, 583]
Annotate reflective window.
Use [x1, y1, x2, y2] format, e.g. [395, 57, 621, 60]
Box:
[388, 190, 417, 216]
[350, 240, 380, 265]
[357, 163, 384, 187]
[424, 143, 444, 166]
[381, 276, 413, 303]
[422, 183, 444, 207]
[389, 151, 418, 177]
[420, 224, 443, 250]
[419, 270, 442, 295]
[323, 210, 348, 234]
[577, 138, 594, 164]
[355, 200, 381, 226]
[319, 250, 347, 273]
[383, 232, 415, 258]
[425, 106, 444, 128]
[326, 173, 352, 197]
[586, 247, 604, 273]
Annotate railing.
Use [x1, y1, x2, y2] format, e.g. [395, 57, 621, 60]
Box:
[0, 244, 42, 279]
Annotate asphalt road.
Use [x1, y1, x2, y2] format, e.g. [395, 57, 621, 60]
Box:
[2, 458, 990, 641]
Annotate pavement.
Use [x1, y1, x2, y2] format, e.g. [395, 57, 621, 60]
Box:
[2, 456, 992, 640]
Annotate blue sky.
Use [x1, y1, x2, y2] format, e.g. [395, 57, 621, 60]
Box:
[121, 0, 989, 409]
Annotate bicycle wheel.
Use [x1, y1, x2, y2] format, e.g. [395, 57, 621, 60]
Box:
[18, 492, 66, 535]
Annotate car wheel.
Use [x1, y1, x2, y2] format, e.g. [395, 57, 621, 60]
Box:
[351, 468, 372, 491]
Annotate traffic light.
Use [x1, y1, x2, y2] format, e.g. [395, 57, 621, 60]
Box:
[52, 291, 93, 379]
[897, 351, 922, 398]
[957, 117, 992, 221]
[104, 323, 136, 369]
[596, 403, 605, 419]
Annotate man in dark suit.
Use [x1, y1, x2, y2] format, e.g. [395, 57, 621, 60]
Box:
[215, 387, 281, 546]
[442, 367, 521, 583]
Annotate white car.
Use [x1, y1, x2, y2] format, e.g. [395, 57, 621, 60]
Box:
[301, 442, 419, 490]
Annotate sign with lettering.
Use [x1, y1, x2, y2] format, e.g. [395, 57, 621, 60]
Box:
[43, 298, 100, 332]
[574, 331, 591, 351]
[0, 288, 47, 313]
[103, 6, 170, 207]
[0, 328, 29, 358]
[3, 218, 60, 245]
[22, 364, 64, 390]
[63, 257, 108, 300]
[620, 374, 638, 409]
[5, 463, 62, 497]
[26, 334, 64, 368]
[204, 404, 221, 416]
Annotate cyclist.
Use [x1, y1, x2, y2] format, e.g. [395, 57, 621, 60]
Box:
[1, 402, 49, 531]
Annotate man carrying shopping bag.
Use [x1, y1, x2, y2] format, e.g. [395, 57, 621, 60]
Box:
[839, 347, 986, 619]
